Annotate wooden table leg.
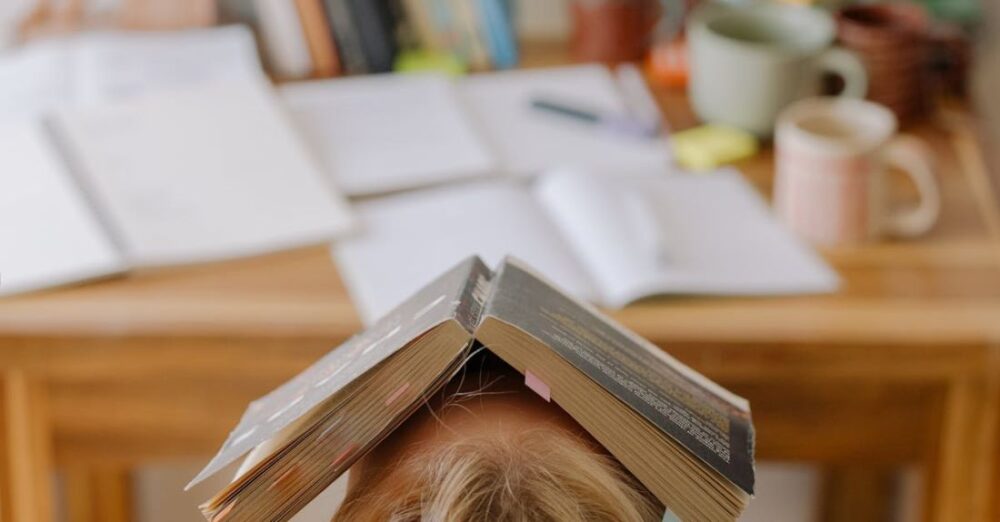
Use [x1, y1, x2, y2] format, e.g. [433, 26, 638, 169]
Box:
[926, 355, 1000, 522]
[0, 370, 54, 522]
[820, 466, 896, 522]
[65, 467, 133, 522]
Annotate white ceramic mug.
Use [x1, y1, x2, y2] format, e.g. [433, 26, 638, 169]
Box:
[774, 97, 940, 246]
[688, 3, 868, 136]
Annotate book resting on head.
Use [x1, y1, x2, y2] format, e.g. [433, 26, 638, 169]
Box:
[189, 256, 756, 522]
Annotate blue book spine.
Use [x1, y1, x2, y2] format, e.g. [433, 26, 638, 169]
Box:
[478, 0, 517, 69]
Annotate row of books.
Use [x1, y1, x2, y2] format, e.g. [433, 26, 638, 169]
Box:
[219, 0, 518, 79]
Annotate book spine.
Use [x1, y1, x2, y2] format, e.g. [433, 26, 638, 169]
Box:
[448, 0, 490, 70]
[477, 0, 517, 69]
[255, 0, 313, 79]
[346, 0, 398, 73]
[323, 0, 369, 74]
[295, 0, 342, 77]
[217, 0, 260, 27]
[426, 0, 461, 57]
[401, 0, 442, 51]
[500, 0, 513, 20]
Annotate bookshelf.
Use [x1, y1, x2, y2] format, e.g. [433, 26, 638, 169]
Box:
[16, 0, 520, 79]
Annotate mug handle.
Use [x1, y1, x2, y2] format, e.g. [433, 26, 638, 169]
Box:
[815, 47, 868, 99]
[881, 135, 941, 237]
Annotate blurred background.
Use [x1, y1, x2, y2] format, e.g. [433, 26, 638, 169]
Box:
[0, 0, 998, 521]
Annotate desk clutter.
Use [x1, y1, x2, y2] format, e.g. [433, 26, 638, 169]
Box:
[2, 0, 972, 311]
[0, 22, 840, 307]
[0, 3, 988, 521]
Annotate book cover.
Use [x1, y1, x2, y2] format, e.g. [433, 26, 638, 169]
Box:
[255, 0, 313, 79]
[483, 259, 755, 494]
[188, 257, 490, 487]
[477, 0, 518, 69]
[322, 0, 369, 74]
[346, 0, 398, 73]
[448, 0, 491, 69]
[294, 0, 341, 77]
[401, 0, 444, 51]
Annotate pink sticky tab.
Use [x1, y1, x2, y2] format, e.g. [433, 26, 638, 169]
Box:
[524, 370, 551, 402]
[384, 382, 411, 406]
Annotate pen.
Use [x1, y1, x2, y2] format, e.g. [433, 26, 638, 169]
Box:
[530, 97, 661, 140]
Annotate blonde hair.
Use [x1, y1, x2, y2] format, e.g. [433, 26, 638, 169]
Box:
[332, 429, 661, 522]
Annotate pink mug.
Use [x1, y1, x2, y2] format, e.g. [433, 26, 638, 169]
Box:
[774, 97, 939, 246]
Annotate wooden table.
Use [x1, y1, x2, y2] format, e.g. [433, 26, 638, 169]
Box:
[2, 50, 999, 522]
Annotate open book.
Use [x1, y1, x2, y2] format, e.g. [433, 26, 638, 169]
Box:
[0, 78, 353, 296]
[188, 256, 755, 522]
[334, 169, 839, 323]
[280, 64, 673, 196]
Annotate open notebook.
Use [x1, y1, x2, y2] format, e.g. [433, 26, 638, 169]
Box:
[0, 25, 261, 120]
[0, 79, 353, 296]
[333, 169, 838, 323]
[280, 64, 672, 196]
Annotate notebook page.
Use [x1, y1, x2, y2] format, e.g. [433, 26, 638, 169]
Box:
[0, 39, 74, 119]
[459, 64, 671, 177]
[71, 25, 263, 105]
[55, 79, 354, 267]
[281, 74, 496, 196]
[332, 181, 596, 324]
[0, 120, 124, 296]
[535, 169, 839, 307]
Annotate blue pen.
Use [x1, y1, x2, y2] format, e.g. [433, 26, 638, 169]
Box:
[530, 97, 661, 140]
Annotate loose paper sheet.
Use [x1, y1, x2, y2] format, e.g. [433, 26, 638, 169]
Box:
[282, 74, 496, 196]
[459, 64, 672, 177]
[71, 25, 263, 105]
[0, 25, 261, 119]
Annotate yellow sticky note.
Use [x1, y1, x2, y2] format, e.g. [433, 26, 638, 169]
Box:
[671, 124, 759, 171]
[394, 50, 467, 76]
